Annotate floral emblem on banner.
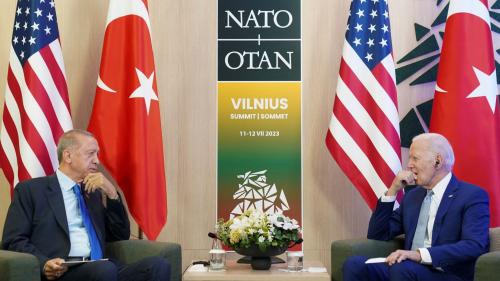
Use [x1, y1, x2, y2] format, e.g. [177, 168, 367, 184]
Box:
[230, 170, 290, 219]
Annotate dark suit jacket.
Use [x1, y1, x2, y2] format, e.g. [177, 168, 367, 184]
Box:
[367, 175, 490, 281]
[1, 174, 131, 272]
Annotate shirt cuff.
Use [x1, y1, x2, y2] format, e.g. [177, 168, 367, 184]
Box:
[381, 195, 396, 202]
[418, 248, 432, 264]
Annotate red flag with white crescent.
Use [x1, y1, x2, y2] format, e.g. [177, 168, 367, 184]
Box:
[430, 0, 500, 226]
[88, 0, 167, 239]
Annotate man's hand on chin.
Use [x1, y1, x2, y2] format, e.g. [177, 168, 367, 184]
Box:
[82, 172, 119, 200]
[387, 170, 416, 196]
[386, 250, 422, 266]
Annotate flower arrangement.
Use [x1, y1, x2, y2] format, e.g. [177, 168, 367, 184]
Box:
[216, 209, 301, 252]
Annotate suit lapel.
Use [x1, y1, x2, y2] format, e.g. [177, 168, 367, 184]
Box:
[407, 187, 427, 247]
[45, 174, 70, 237]
[432, 175, 458, 245]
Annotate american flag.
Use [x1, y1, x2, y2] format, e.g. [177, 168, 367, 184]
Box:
[325, 0, 401, 209]
[0, 0, 72, 191]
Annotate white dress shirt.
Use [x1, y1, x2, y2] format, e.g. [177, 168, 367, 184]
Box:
[56, 169, 91, 257]
[382, 172, 452, 264]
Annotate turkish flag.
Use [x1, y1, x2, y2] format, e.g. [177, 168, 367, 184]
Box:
[88, 0, 167, 239]
[430, 0, 500, 226]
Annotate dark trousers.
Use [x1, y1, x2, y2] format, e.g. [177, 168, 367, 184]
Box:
[46, 256, 171, 281]
[342, 256, 464, 281]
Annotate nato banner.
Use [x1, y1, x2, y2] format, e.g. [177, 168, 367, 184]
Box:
[217, 0, 302, 244]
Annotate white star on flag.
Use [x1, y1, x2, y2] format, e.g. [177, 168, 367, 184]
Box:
[129, 68, 159, 115]
[31, 22, 39, 31]
[466, 66, 499, 113]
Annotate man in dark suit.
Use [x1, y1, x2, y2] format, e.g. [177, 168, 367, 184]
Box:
[2, 129, 170, 281]
[343, 133, 490, 281]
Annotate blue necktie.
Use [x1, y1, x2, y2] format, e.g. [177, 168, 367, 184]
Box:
[72, 184, 103, 260]
[411, 190, 434, 250]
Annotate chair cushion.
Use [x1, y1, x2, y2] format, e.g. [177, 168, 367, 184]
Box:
[489, 227, 500, 251]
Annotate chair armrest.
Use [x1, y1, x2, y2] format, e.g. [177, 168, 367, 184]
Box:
[0, 250, 40, 281]
[474, 251, 500, 281]
[106, 240, 182, 281]
[331, 238, 403, 281]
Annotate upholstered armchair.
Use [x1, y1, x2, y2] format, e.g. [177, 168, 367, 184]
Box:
[0, 240, 182, 281]
[331, 227, 500, 281]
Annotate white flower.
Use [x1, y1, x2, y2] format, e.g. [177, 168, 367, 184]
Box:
[230, 218, 243, 231]
[283, 222, 293, 230]
[269, 213, 284, 228]
[258, 236, 265, 243]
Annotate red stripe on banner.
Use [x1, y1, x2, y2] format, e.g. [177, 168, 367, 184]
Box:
[339, 59, 401, 156]
[333, 95, 395, 187]
[1, 105, 31, 183]
[0, 139, 15, 195]
[7, 67, 53, 175]
[39, 46, 71, 113]
[23, 61, 64, 144]
[326, 130, 378, 209]
[372, 62, 398, 112]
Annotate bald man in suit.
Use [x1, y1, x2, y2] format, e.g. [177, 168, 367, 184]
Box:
[343, 133, 490, 281]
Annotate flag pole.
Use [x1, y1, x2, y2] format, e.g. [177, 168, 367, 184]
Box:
[138, 227, 144, 240]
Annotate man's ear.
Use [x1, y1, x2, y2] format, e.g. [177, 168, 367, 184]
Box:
[62, 150, 72, 164]
[435, 154, 443, 168]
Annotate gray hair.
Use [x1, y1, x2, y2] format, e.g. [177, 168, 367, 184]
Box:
[57, 129, 94, 162]
[412, 133, 455, 171]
